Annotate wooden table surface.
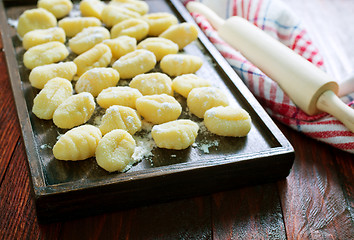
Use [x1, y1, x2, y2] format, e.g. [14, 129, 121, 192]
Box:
[1, 0, 353, 239]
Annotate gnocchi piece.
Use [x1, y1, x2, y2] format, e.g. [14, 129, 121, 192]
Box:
[97, 86, 142, 109]
[95, 129, 136, 172]
[187, 87, 229, 118]
[112, 49, 156, 79]
[29, 62, 77, 89]
[32, 77, 73, 120]
[74, 43, 112, 76]
[129, 72, 173, 96]
[69, 26, 110, 55]
[137, 37, 178, 61]
[58, 17, 101, 37]
[23, 41, 69, 69]
[53, 125, 102, 161]
[22, 27, 66, 50]
[142, 12, 178, 36]
[172, 74, 211, 98]
[99, 105, 142, 135]
[101, 5, 140, 28]
[135, 94, 182, 124]
[53, 92, 96, 129]
[75, 67, 120, 97]
[151, 119, 199, 150]
[17, 8, 57, 38]
[160, 54, 203, 77]
[37, 0, 73, 19]
[204, 106, 252, 137]
[80, 0, 106, 19]
[109, 0, 149, 16]
[103, 36, 136, 60]
[160, 22, 199, 49]
[110, 18, 149, 41]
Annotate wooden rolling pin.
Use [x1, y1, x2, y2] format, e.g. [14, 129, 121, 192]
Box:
[187, 2, 354, 132]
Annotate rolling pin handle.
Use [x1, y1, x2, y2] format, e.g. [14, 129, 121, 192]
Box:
[186, 2, 225, 30]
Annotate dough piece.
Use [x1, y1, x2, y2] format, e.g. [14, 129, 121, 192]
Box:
[109, 0, 149, 16]
[151, 119, 199, 150]
[101, 5, 139, 28]
[29, 61, 77, 89]
[80, 0, 106, 19]
[135, 94, 182, 124]
[95, 129, 136, 172]
[99, 105, 142, 135]
[137, 37, 178, 61]
[160, 54, 203, 77]
[129, 72, 173, 96]
[38, 0, 73, 19]
[110, 18, 149, 41]
[69, 26, 110, 55]
[97, 86, 142, 109]
[172, 74, 211, 98]
[204, 106, 252, 137]
[75, 67, 120, 97]
[160, 22, 199, 49]
[58, 17, 101, 37]
[74, 43, 112, 76]
[22, 27, 66, 50]
[23, 41, 69, 69]
[53, 125, 102, 161]
[103, 36, 136, 60]
[17, 8, 57, 38]
[142, 12, 178, 36]
[32, 77, 73, 120]
[112, 49, 156, 79]
[53, 92, 96, 129]
[187, 87, 229, 118]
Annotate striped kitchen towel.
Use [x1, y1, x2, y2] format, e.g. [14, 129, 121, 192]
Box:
[182, 0, 354, 153]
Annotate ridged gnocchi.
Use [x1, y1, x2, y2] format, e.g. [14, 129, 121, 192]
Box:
[95, 129, 136, 172]
[80, 0, 106, 19]
[172, 74, 211, 98]
[204, 106, 252, 137]
[17, 8, 57, 38]
[142, 12, 178, 36]
[101, 5, 140, 28]
[129, 72, 173, 96]
[103, 36, 136, 60]
[137, 37, 178, 61]
[160, 22, 199, 49]
[32, 77, 73, 120]
[109, 0, 149, 16]
[22, 27, 66, 50]
[37, 0, 73, 19]
[75, 67, 120, 97]
[151, 119, 199, 150]
[53, 92, 96, 129]
[23, 41, 69, 69]
[53, 125, 102, 161]
[69, 26, 110, 55]
[160, 54, 203, 76]
[74, 43, 112, 76]
[135, 94, 182, 124]
[58, 17, 101, 37]
[187, 87, 229, 118]
[112, 49, 156, 79]
[110, 18, 149, 41]
[99, 105, 142, 135]
[97, 86, 143, 109]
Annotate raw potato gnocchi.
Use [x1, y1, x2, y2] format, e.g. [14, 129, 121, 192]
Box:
[53, 125, 102, 161]
[135, 94, 182, 124]
[112, 49, 156, 79]
[58, 17, 102, 37]
[95, 129, 136, 172]
[101, 5, 140, 28]
[160, 22, 199, 49]
[172, 74, 211, 98]
[142, 12, 178, 36]
[204, 106, 252, 137]
[137, 37, 178, 61]
[103, 36, 136, 60]
[111, 18, 149, 41]
[160, 54, 203, 76]
[187, 87, 229, 118]
[129, 72, 173, 96]
[99, 105, 142, 135]
[109, 0, 149, 16]
[32, 77, 73, 120]
[151, 119, 199, 150]
[22, 27, 66, 50]
[53, 92, 96, 129]
[97, 86, 142, 109]
[80, 0, 106, 19]
[17, 8, 57, 38]
[29, 62, 77, 89]
[37, 0, 73, 19]
[75, 67, 120, 97]
[23, 41, 69, 69]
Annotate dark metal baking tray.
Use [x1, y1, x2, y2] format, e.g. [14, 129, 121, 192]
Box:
[0, 0, 294, 222]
